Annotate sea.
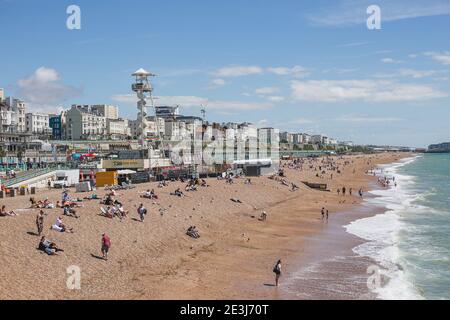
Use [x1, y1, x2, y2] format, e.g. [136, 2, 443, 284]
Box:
[345, 153, 450, 300]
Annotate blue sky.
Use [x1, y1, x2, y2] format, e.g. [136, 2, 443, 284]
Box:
[1, 0, 449, 147]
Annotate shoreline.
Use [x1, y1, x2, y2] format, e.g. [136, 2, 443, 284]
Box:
[0, 153, 413, 300]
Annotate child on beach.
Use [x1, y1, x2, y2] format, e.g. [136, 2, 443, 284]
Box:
[138, 204, 147, 222]
[101, 233, 111, 260]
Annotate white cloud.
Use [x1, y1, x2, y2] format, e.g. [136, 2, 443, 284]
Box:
[290, 118, 314, 124]
[425, 51, 450, 65]
[267, 96, 285, 102]
[255, 86, 280, 95]
[211, 79, 227, 86]
[17, 67, 81, 112]
[308, 0, 450, 26]
[213, 65, 310, 78]
[381, 58, 403, 64]
[290, 79, 448, 102]
[111, 94, 272, 110]
[398, 69, 436, 79]
[374, 68, 437, 79]
[214, 65, 263, 77]
[335, 115, 403, 122]
[267, 65, 310, 78]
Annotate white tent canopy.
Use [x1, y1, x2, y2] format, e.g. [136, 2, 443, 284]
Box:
[117, 169, 137, 175]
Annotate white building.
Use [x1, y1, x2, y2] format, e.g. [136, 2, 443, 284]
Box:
[237, 123, 258, 141]
[302, 133, 311, 144]
[26, 113, 51, 134]
[0, 90, 27, 134]
[107, 118, 130, 140]
[292, 133, 303, 144]
[65, 106, 107, 140]
[89, 104, 118, 120]
[129, 116, 164, 140]
[164, 120, 180, 141]
[279, 131, 293, 143]
[311, 134, 324, 144]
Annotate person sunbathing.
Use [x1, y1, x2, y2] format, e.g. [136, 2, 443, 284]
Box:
[0, 205, 17, 217]
[83, 193, 99, 200]
[185, 184, 197, 192]
[38, 236, 63, 255]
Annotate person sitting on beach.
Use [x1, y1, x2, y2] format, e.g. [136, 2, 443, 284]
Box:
[259, 211, 267, 221]
[29, 197, 39, 208]
[117, 204, 128, 219]
[291, 183, 299, 191]
[186, 226, 200, 239]
[0, 205, 17, 217]
[63, 204, 79, 219]
[171, 188, 184, 197]
[201, 179, 209, 187]
[141, 189, 158, 200]
[103, 194, 114, 206]
[62, 190, 70, 203]
[51, 217, 74, 233]
[244, 178, 252, 185]
[99, 206, 114, 219]
[38, 236, 63, 255]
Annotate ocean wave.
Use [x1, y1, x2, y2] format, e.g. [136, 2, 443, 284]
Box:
[345, 156, 425, 300]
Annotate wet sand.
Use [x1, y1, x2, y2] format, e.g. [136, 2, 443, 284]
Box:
[0, 153, 411, 300]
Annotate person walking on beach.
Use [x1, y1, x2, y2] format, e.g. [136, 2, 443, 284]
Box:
[326, 209, 329, 221]
[36, 210, 45, 236]
[101, 233, 111, 261]
[358, 188, 363, 198]
[337, 188, 341, 196]
[321, 207, 325, 220]
[342, 186, 346, 196]
[273, 259, 282, 286]
[349, 188, 353, 196]
[138, 203, 147, 222]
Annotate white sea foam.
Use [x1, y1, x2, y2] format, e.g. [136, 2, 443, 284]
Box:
[345, 156, 425, 300]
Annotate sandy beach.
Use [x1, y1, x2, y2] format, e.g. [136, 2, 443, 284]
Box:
[0, 152, 411, 300]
